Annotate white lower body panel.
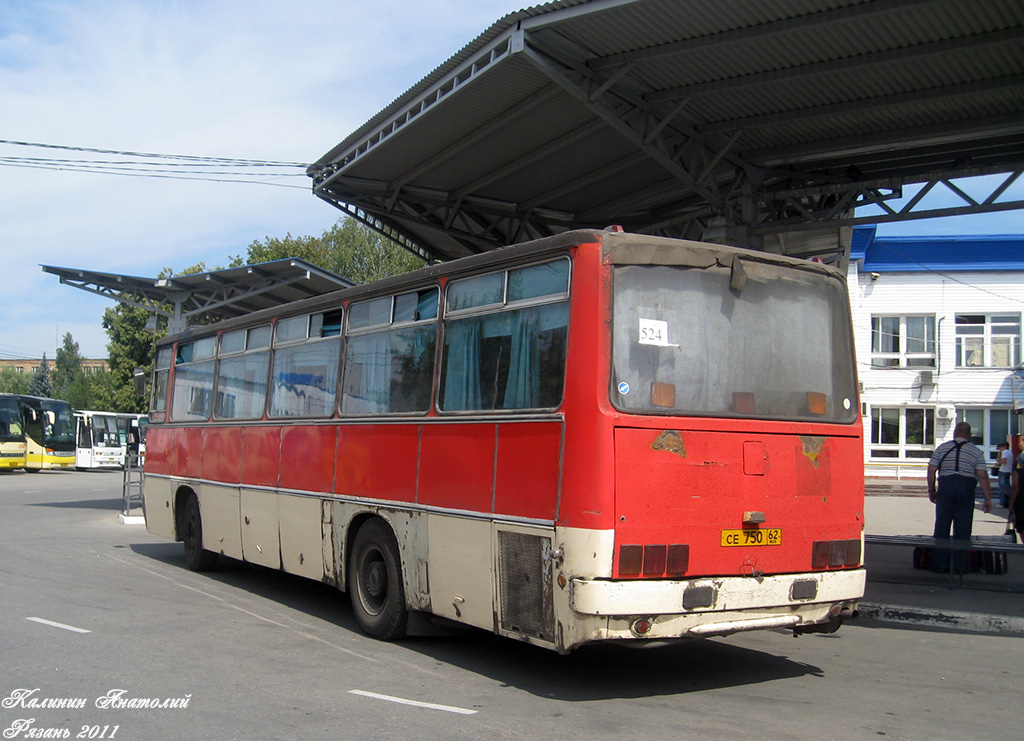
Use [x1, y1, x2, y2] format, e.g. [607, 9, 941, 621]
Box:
[562, 568, 865, 646]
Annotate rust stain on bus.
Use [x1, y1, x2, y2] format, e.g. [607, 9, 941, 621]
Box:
[800, 436, 826, 468]
[651, 430, 686, 457]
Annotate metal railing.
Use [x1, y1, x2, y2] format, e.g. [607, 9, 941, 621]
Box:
[122, 451, 144, 519]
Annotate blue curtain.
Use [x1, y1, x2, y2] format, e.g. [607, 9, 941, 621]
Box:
[504, 307, 540, 409]
[443, 320, 482, 410]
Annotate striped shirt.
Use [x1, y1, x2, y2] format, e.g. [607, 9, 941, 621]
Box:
[928, 437, 986, 479]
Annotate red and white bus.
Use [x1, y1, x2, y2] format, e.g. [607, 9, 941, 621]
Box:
[142, 229, 864, 652]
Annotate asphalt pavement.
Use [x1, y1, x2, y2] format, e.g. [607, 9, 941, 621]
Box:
[862, 480, 1024, 635]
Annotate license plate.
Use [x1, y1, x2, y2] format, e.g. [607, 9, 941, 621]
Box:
[721, 528, 782, 547]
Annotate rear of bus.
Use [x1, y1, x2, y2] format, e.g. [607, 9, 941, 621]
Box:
[562, 233, 863, 648]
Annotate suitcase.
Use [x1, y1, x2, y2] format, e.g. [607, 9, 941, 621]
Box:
[970, 534, 1013, 575]
[980, 550, 1009, 575]
[912, 545, 983, 572]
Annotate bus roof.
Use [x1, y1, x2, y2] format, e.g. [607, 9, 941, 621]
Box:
[156, 230, 843, 348]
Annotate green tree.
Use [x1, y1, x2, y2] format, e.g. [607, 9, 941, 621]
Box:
[246, 218, 424, 284]
[28, 355, 53, 397]
[85, 369, 119, 411]
[63, 369, 97, 410]
[100, 304, 152, 413]
[54, 332, 84, 400]
[0, 368, 31, 394]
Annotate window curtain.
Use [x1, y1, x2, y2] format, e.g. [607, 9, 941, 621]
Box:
[443, 319, 482, 410]
[504, 307, 540, 409]
[344, 334, 393, 414]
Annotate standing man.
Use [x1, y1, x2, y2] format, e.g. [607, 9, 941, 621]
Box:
[996, 441, 1013, 508]
[927, 421, 992, 573]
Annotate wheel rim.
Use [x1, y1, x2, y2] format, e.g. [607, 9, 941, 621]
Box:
[357, 546, 388, 616]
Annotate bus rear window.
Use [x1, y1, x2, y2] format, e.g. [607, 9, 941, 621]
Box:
[611, 263, 857, 423]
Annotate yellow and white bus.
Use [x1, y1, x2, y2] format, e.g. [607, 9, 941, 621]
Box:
[0, 394, 27, 470]
[17, 395, 76, 471]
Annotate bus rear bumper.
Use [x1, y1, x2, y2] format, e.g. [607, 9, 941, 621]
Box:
[568, 568, 865, 641]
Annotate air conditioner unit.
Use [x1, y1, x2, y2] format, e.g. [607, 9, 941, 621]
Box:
[919, 370, 934, 385]
[936, 406, 955, 419]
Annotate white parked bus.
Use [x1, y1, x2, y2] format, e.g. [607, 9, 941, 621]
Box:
[74, 411, 140, 470]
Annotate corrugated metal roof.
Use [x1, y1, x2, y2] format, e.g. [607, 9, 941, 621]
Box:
[851, 226, 1024, 271]
[41, 259, 354, 329]
[310, 0, 1024, 262]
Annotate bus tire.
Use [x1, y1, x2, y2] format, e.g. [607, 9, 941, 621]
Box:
[181, 493, 218, 572]
[348, 519, 408, 641]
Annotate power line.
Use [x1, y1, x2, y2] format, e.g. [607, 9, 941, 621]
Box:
[0, 161, 310, 189]
[0, 138, 313, 188]
[0, 138, 310, 167]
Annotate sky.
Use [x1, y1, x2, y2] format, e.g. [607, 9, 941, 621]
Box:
[1, 0, 1021, 361]
[0, 0, 516, 360]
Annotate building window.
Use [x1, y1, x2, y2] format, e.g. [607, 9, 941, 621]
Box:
[959, 408, 1020, 462]
[870, 315, 936, 368]
[869, 407, 935, 458]
[955, 314, 1021, 368]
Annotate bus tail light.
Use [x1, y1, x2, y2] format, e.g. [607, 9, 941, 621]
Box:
[812, 539, 862, 570]
[667, 544, 689, 575]
[643, 545, 666, 574]
[619, 545, 643, 575]
[619, 544, 689, 576]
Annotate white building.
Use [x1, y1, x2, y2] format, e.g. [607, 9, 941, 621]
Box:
[847, 226, 1024, 479]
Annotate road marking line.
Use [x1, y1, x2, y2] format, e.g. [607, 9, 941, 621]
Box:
[26, 617, 91, 634]
[349, 690, 477, 715]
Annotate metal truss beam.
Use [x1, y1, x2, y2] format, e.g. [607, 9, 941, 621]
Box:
[752, 169, 1024, 235]
[51, 276, 174, 319]
[520, 32, 739, 211]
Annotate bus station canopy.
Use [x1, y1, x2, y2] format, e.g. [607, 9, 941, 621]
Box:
[309, 0, 1024, 263]
[41, 259, 354, 335]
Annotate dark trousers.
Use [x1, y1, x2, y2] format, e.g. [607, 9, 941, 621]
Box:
[932, 474, 977, 571]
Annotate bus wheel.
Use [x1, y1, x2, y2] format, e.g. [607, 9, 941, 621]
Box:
[181, 494, 218, 572]
[348, 519, 408, 640]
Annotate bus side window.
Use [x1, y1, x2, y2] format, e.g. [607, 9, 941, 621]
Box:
[268, 312, 342, 418]
[440, 260, 569, 412]
[152, 347, 173, 415]
[171, 341, 215, 422]
[215, 327, 272, 420]
[341, 288, 437, 415]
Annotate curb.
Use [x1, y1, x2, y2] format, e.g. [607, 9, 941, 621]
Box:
[858, 602, 1024, 635]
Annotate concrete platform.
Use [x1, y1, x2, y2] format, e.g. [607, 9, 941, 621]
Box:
[862, 489, 1023, 634]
